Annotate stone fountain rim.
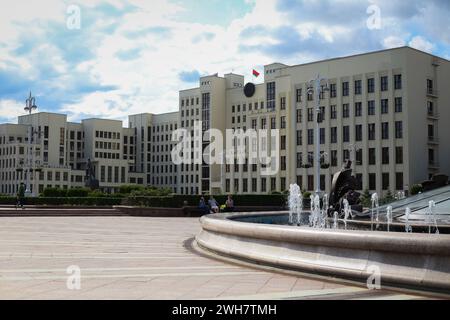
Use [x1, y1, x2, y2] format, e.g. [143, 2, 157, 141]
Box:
[201, 211, 450, 256]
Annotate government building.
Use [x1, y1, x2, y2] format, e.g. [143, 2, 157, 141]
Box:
[1, 47, 449, 197]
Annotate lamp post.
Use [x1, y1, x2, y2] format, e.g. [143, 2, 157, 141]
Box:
[24, 92, 38, 196]
[306, 74, 329, 195]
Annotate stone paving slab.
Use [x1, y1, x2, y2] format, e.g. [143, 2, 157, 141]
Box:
[0, 216, 432, 300]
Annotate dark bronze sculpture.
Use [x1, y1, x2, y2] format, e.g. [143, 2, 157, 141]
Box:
[328, 160, 363, 217]
[85, 159, 100, 190]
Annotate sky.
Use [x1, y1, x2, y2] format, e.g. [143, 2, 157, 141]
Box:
[0, 0, 449, 125]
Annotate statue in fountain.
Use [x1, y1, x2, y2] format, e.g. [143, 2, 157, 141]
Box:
[328, 160, 363, 217]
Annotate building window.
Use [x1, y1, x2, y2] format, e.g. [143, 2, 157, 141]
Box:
[296, 88, 302, 102]
[307, 108, 314, 122]
[281, 156, 286, 171]
[382, 122, 389, 140]
[267, 82, 276, 111]
[395, 121, 403, 139]
[331, 150, 338, 167]
[395, 97, 403, 113]
[331, 105, 337, 119]
[307, 175, 314, 191]
[297, 152, 303, 168]
[381, 99, 389, 114]
[330, 83, 337, 98]
[280, 97, 286, 110]
[382, 173, 390, 190]
[368, 123, 376, 140]
[271, 117, 276, 129]
[369, 148, 376, 165]
[307, 129, 314, 145]
[343, 126, 350, 143]
[261, 178, 267, 193]
[355, 80, 362, 95]
[280, 136, 286, 150]
[330, 127, 337, 144]
[369, 173, 376, 190]
[396, 147, 403, 164]
[296, 130, 302, 146]
[367, 78, 375, 93]
[355, 102, 362, 117]
[355, 125, 363, 142]
[296, 109, 302, 123]
[368, 100, 375, 115]
[320, 128, 325, 144]
[396, 172, 404, 191]
[280, 116, 286, 129]
[342, 82, 349, 96]
[394, 74, 402, 90]
[342, 104, 350, 118]
[381, 76, 388, 91]
[356, 149, 363, 166]
[382, 147, 390, 164]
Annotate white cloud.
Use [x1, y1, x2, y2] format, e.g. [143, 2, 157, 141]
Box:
[1, 0, 449, 125]
[383, 36, 406, 49]
[409, 36, 434, 53]
[0, 99, 27, 123]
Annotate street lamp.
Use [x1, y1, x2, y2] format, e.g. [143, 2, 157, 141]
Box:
[306, 74, 329, 195]
[24, 92, 38, 196]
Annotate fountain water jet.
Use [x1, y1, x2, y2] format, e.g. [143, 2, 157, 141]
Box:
[405, 207, 412, 233]
[386, 206, 393, 232]
[371, 193, 379, 231]
[288, 184, 302, 226]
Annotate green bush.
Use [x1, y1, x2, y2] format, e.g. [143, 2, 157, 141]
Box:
[42, 187, 67, 197]
[119, 185, 145, 194]
[410, 184, 424, 196]
[66, 188, 90, 197]
[303, 191, 312, 199]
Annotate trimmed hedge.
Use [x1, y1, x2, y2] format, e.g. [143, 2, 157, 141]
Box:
[0, 197, 122, 206]
[125, 194, 288, 208]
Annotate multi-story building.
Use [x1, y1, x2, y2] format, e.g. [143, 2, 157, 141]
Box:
[128, 112, 179, 193]
[0, 47, 449, 197]
[177, 47, 450, 196]
[0, 113, 140, 195]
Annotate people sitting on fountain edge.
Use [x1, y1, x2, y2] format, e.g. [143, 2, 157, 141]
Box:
[198, 197, 210, 216]
[208, 196, 220, 214]
[223, 195, 235, 213]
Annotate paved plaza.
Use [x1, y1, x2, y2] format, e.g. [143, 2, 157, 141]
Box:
[0, 216, 434, 300]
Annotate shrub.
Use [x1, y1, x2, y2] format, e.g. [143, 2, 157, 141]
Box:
[42, 187, 67, 198]
[303, 191, 312, 199]
[66, 188, 90, 198]
[119, 185, 145, 195]
[410, 184, 424, 196]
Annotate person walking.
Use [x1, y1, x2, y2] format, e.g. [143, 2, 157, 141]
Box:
[16, 183, 25, 210]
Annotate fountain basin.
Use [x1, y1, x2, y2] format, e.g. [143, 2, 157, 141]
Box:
[196, 212, 450, 293]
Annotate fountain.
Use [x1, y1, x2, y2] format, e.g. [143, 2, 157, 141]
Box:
[428, 200, 440, 235]
[333, 211, 339, 230]
[386, 206, 393, 232]
[288, 184, 303, 226]
[371, 193, 379, 231]
[196, 167, 450, 293]
[343, 199, 351, 230]
[405, 207, 412, 233]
